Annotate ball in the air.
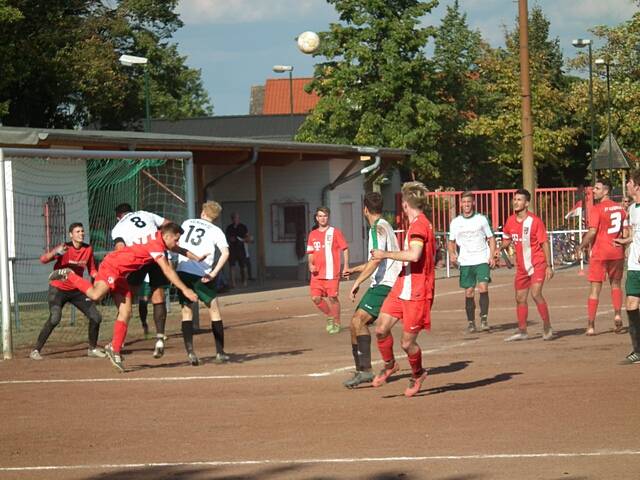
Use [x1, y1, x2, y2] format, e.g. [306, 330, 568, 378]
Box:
[297, 31, 320, 54]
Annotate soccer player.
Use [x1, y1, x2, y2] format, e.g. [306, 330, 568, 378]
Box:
[370, 181, 436, 397]
[448, 192, 497, 333]
[176, 201, 230, 366]
[306, 206, 349, 334]
[111, 203, 170, 358]
[49, 223, 198, 372]
[30, 223, 105, 360]
[343, 192, 401, 388]
[614, 171, 640, 364]
[577, 180, 626, 335]
[500, 189, 554, 342]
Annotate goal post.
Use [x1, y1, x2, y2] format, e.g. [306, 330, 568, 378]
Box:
[0, 147, 195, 360]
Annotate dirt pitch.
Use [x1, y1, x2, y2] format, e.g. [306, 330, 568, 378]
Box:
[1, 267, 639, 480]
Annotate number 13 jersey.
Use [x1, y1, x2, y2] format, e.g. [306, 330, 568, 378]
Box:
[177, 218, 229, 276]
[111, 210, 166, 246]
[589, 199, 626, 260]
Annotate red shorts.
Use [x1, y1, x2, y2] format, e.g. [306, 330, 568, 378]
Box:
[514, 264, 547, 290]
[95, 261, 132, 299]
[380, 293, 432, 333]
[588, 258, 624, 282]
[309, 277, 340, 298]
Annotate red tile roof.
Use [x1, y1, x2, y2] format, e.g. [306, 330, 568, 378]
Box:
[262, 77, 319, 115]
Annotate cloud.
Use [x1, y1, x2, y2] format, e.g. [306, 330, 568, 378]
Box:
[176, 0, 331, 24]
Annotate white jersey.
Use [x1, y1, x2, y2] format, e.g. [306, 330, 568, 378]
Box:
[628, 204, 640, 271]
[367, 218, 402, 288]
[111, 210, 166, 247]
[449, 213, 493, 266]
[177, 218, 229, 277]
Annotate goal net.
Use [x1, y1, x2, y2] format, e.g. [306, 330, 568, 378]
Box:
[1, 150, 192, 356]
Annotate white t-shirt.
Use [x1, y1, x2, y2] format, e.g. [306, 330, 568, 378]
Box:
[449, 213, 493, 266]
[367, 218, 402, 288]
[627, 204, 640, 271]
[111, 210, 166, 247]
[177, 218, 229, 276]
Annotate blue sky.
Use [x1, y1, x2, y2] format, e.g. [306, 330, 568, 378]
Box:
[173, 0, 638, 116]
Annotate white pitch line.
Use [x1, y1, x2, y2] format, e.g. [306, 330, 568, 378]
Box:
[3, 450, 640, 472]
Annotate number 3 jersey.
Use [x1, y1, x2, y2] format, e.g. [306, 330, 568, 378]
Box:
[177, 218, 229, 277]
[111, 210, 166, 246]
[589, 199, 626, 260]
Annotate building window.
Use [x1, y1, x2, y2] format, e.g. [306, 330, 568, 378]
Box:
[271, 203, 307, 243]
[43, 195, 66, 250]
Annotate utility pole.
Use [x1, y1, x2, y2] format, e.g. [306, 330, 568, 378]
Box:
[518, 0, 536, 205]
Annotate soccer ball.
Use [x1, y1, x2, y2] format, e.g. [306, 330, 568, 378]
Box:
[297, 31, 320, 54]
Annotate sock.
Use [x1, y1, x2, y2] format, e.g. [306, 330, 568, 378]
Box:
[153, 303, 167, 336]
[88, 320, 100, 349]
[516, 304, 528, 331]
[627, 309, 640, 352]
[356, 335, 372, 371]
[66, 272, 92, 294]
[314, 299, 331, 316]
[587, 298, 598, 323]
[479, 292, 489, 318]
[329, 300, 341, 325]
[376, 334, 394, 365]
[35, 320, 56, 352]
[611, 288, 623, 312]
[139, 300, 148, 328]
[465, 296, 475, 323]
[536, 302, 551, 327]
[407, 348, 424, 377]
[211, 320, 225, 354]
[112, 320, 128, 353]
[181, 320, 194, 353]
[351, 343, 359, 370]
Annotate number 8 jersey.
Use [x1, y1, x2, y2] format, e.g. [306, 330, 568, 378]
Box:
[589, 198, 626, 260]
[177, 218, 229, 276]
[111, 210, 166, 246]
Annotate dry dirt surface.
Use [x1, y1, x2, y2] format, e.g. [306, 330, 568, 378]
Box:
[1, 267, 639, 480]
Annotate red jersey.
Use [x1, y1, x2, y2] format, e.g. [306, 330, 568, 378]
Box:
[41, 242, 97, 291]
[101, 231, 167, 278]
[391, 213, 436, 301]
[589, 199, 626, 260]
[306, 226, 348, 280]
[503, 212, 548, 274]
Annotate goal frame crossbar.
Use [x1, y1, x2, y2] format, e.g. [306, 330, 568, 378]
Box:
[0, 147, 195, 359]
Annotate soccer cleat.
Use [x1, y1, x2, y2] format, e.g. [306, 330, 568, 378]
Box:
[213, 352, 230, 364]
[614, 319, 624, 334]
[404, 370, 428, 397]
[87, 347, 107, 358]
[504, 331, 529, 342]
[480, 318, 490, 332]
[187, 352, 200, 366]
[620, 352, 640, 365]
[104, 343, 125, 373]
[343, 370, 375, 389]
[372, 361, 399, 387]
[467, 321, 477, 333]
[542, 327, 554, 341]
[48, 268, 71, 282]
[325, 317, 335, 333]
[585, 326, 596, 336]
[153, 337, 165, 358]
[328, 323, 342, 335]
[29, 349, 43, 361]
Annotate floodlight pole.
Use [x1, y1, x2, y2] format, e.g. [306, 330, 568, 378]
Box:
[144, 67, 151, 132]
[518, 0, 536, 204]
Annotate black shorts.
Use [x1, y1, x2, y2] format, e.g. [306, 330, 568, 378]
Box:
[127, 262, 168, 289]
[48, 285, 99, 319]
[229, 254, 247, 268]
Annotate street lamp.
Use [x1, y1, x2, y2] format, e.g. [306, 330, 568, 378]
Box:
[272, 65, 294, 116]
[119, 54, 150, 132]
[595, 58, 613, 171]
[572, 39, 595, 178]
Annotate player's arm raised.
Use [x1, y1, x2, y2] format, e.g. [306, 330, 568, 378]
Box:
[155, 256, 198, 302]
[39, 243, 67, 263]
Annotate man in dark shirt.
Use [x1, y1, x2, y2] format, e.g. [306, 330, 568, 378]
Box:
[225, 213, 249, 288]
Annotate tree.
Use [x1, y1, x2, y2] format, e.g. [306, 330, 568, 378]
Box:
[296, 0, 441, 182]
[465, 6, 581, 187]
[0, 0, 212, 129]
